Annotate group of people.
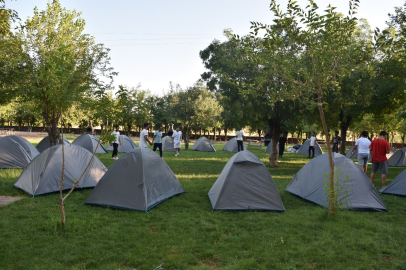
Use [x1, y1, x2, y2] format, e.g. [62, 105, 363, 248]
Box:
[111, 125, 391, 187]
[351, 131, 391, 188]
[310, 130, 390, 188]
[110, 123, 183, 159]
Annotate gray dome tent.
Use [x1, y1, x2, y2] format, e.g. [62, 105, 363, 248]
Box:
[192, 136, 217, 152]
[223, 137, 245, 152]
[296, 139, 323, 156]
[346, 145, 395, 162]
[6, 135, 39, 159]
[379, 169, 406, 196]
[14, 144, 107, 196]
[286, 153, 387, 211]
[85, 147, 185, 211]
[208, 150, 285, 211]
[264, 140, 279, 153]
[0, 136, 39, 169]
[105, 135, 137, 153]
[388, 147, 406, 167]
[162, 136, 175, 152]
[36, 136, 70, 153]
[72, 134, 107, 154]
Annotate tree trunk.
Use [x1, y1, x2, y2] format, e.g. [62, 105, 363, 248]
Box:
[339, 116, 351, 155]
[44, 113, 60, 147]
[268, 119, 281, 167]
[269, 131, 280, 167]
[224, 128, 228, 142]
[317, 93, 335, 215]
[391, 132, 394, 147]
[184, 126, 189, 150]
[59, 107, 66, 227]
[214, 127, 217, 141]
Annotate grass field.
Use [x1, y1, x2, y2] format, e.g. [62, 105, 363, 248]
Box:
[0, 138, 406, 270]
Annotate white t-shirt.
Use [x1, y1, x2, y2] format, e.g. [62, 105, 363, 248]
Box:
[236, 130, 244, 141]
[309, 136, 317, 146]
[140, 129, 149, 148]
[111, 131, 120, 144]
[355, 137, 371, 154]
[172, 131, 182, 143]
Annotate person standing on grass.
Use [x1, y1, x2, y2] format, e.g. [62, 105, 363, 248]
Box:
[152, 126, 163, 158]
[172, 126, 182, 156]
[332, 131, 342, 154]
[236, 128, 244, 152]
[140, 123, 153, 148]
[308, 132, 317, 158]
[350, 131, 371, 173]
[111, 126, 121, 160]
[370, 131, 390, 188]
[279, 134, 288, 158]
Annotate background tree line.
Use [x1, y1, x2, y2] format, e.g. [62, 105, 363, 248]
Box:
[2, 0, 406, 161]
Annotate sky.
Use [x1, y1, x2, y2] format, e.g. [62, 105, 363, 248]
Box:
[7, 0, 406, 95]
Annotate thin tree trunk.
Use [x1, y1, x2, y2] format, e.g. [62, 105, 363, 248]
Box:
[318, 93, 335, 215]
[224, 128, 228, 142]
[184, 126, 189, 150]
[59, 107, 66, 227]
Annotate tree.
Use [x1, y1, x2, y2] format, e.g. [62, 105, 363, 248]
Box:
[115, 85, 151, 135]
[1, 0, 116, 146]
[194, 88, 222, 138]
[0, 0, 19, 36]
[246, 0, 360, 214]
[200, 36, 302, 166]
[149, 92, 175, 132]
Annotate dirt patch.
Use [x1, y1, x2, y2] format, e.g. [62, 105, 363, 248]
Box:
[0, 196, 25, 206]
[149, 227, 158, 234]
[381, 256, 394, 262]
[203, 258, 220, 269]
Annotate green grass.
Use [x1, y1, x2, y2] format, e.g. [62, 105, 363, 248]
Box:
[1, 140, 406, 269]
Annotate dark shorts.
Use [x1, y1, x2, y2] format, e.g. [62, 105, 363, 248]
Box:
[372, 161, 388, 175]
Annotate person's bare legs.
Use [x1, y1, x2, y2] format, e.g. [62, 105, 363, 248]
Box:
[359, 165, 367, 173]
[370, 172, 375, 183]
[382, 174, 386, 188]
[174, 148, 178, 156]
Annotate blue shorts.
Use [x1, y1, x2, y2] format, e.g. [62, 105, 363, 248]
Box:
[358, 153, 369, 166]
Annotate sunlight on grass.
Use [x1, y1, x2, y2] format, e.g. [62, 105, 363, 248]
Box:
[176, 174, 219, 179]
[171, 157, 229, 162]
